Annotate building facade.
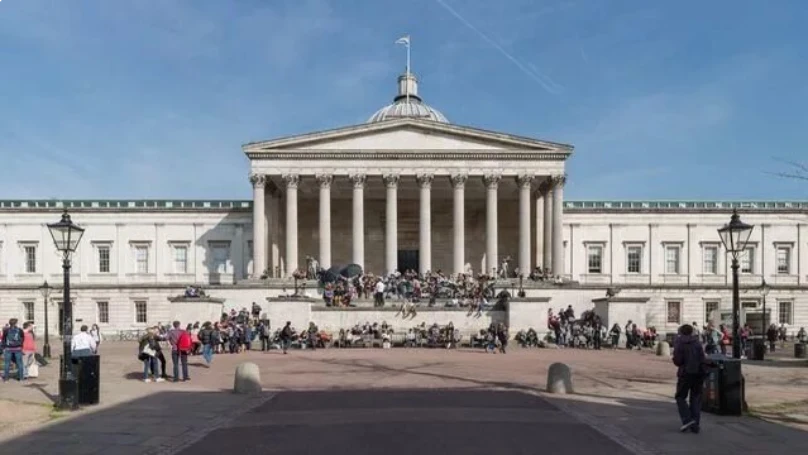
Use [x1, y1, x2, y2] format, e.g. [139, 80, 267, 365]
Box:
[0, 73, 805, 336]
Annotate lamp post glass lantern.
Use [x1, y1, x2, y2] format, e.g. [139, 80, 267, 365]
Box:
[47, 210, 85, 410]
[38, 280, 53, 359]
[717, 209, 754, 359]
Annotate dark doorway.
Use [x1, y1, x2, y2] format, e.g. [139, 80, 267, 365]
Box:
[398, 250, 419, 273]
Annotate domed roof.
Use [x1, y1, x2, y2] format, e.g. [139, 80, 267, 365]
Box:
[367, 73, 449, 124]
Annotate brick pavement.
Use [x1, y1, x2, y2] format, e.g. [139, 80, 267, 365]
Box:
[0, 341, 804, 454]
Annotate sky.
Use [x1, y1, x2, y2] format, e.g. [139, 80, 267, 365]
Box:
[0, 0, 806, 201]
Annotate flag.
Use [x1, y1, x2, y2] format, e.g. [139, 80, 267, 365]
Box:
[395, 35, 410, 47]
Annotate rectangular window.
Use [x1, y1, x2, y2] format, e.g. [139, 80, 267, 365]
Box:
[740, 247, 754, 274]
[97, 301, 109, 324]
[778, 301, 793, 325]
[210, 242, 230, 274]
[626, 246, 642, 274]
[23, 301, 35, 323]
[24, 245, 37, 273]
[135, 246, 149, 274]
[703, 246, 718, 275]
[98, 246, 111, 273]
[587, 245, 603, 274]
[134, 301, 147, 324]
[173, 245, 188, 274]
[705, 301, 719, 323]
[776, 247, 790, 275]
[665, 245, 681, 274]
[666, 301, 681, 324]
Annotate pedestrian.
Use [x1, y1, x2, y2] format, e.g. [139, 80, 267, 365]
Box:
[280, 321, 293, 354]
[22, 322, 37, 379]
[198, 322, 215, 365]
[1, 318, 25, 381]
[167, 321, 191, 382]
[90, 324, 103, 351]
[138, 329, 163, 383]
[672, 324, 711, 434]
[259, 319, 272, 351]
[71, 325, 97, 357]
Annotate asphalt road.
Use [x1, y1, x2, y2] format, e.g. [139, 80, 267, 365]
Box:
[180, 389, 633, 455]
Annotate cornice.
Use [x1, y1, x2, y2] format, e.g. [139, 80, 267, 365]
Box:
[245, 150, 571, 161]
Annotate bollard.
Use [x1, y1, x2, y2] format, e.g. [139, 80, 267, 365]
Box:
[233, 362, 262, 395]
[546, 362, 573, 394]
[656, 341, 671, 357]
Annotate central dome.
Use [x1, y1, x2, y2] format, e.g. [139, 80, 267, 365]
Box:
[367, 73, 449, 124]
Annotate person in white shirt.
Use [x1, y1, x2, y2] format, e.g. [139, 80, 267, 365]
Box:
[374, 280, 385, 307]
[71, 325, 97, 357]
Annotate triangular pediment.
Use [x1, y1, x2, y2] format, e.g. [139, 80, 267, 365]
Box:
[243, 118, 572, 153]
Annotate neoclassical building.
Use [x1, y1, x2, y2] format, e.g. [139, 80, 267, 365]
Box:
[0, 72, 805, 336]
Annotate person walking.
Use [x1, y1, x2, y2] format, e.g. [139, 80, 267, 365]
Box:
[280, 321, 293, 354]
[672, 324, 711, 434]
[89, 324, 103, 351]
[258, 319, 272, 351]
[2, 319, 26, 382]
[167, 321, 191, 382]
[22, 322, 37, 379]
[197, 322, 215, 366]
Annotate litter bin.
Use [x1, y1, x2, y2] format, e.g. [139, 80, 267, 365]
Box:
[796, 343, 807, 359]
[72, 355, 100, 405]
[747, 337, 766, 361]
[701, 355, 744, 416]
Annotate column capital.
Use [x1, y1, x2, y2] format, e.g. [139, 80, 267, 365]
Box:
[416, 174, 434, 189]
[315, 174, 333, 189]
[550, 174, 567, 189]
[483, 174, 501, 189]
[249, 173, 267, 189]
[282, 174, 300, 189]
[383, 174, 400, 188]
[349, 174, 367, 188]
[450, 174, 468, 189]
[516, 174, 535, 189]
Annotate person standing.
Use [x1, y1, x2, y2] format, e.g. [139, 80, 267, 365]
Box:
[672, 324, 710, 433]
[280, 321, 293, 354]
[71, 325, 97, 357]
[2, 319, 25, 382]
[167, 321, 191, 382]
[197, 322, 215, 365]
[89, 324, 103, 352]
[22, 322, 37, 379]
[258, 319, 272, 351]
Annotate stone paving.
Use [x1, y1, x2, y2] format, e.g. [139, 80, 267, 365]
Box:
[0, 342, 804, 454]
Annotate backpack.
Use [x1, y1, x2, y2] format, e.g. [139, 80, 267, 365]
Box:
[177, 330, 192, 352]
[4, 327, 22, 348]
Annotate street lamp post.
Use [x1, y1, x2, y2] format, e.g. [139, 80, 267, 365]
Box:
[47, 210, 85, 411]
[37, 281, 53, 359]
[717, 209, 754, 359]
[760, 279, 770, 339]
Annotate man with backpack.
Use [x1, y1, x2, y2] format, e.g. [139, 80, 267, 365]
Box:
[672, 324, 712, 434]
[258, 319, 271, 351]
[2, 319, 25, 382]
[167, 321, 191, 382]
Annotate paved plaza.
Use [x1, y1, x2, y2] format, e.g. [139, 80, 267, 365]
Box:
[0, 342, 806, 454]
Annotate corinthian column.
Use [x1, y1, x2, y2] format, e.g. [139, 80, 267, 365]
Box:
[350, 174, 366, 269]
[551, 174, 566, 278]
[417, 174, 433, 275]
[250, 174, 266, 279]
[316, 174, 333, 269]
[383, 174, 400, 275]
[451, 174, 467, 276]
[484, 174, 501, 276]
[517, 175, 534, 277]
[543, 180, 553, 272]
[282, 174, 300, 277]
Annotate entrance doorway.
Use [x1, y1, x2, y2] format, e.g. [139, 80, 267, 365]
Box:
[398, 250, 419, 273]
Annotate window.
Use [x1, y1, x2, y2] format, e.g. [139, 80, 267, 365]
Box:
[776, 246, 791, 275]
[23, 301, 35, 323]
[210, 242, 230, 274]
[24, 245, 37, 273]
[135, 246, 149, 273]
[135, 301, 147, 324]
[666, 301, 681, 324]
[778, 301, 793, 325]
[97, 246, 111, 273]
[97, 301, 109, 324]
[173, 245, 188, 274]
[705, 301, 719, 323]
[702, 245, 718, 275]
[740, 247, 754, 274]
[626, 245, 642, 274]
[665, 245, 681, 274]
[587, 245, 603, 274]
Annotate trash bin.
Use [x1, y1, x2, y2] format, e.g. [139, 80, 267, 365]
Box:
[72, 355, 100, 405]
[701, 355, 744, 416]
[747, 337, 766, 361]
[796, 343, 807, 359]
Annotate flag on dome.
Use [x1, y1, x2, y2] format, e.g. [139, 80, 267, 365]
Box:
[395, 35, 410, 47]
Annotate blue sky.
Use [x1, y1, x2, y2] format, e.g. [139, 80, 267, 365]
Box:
[0, 0, 806, 200]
